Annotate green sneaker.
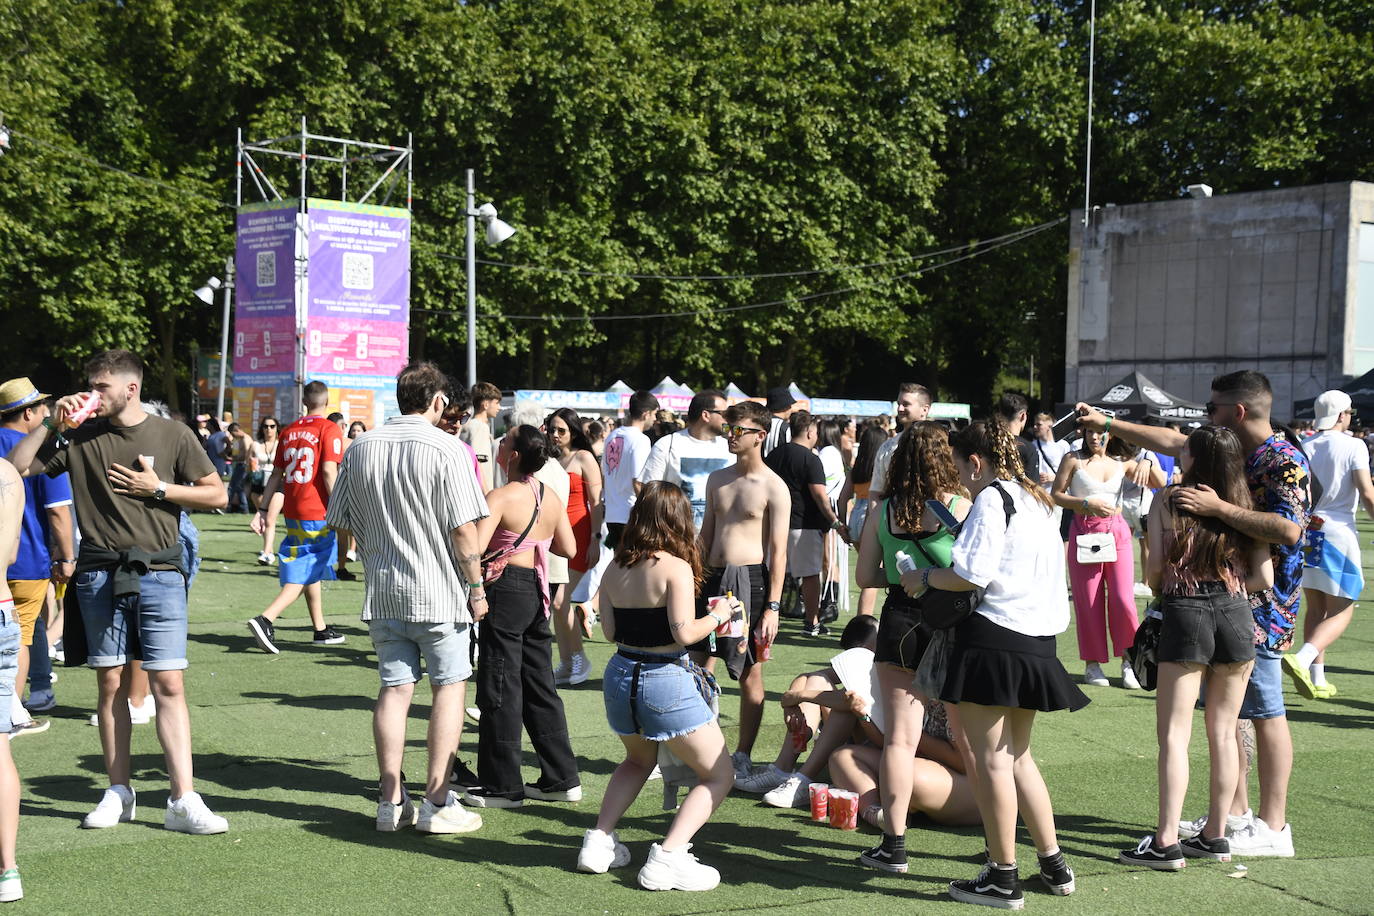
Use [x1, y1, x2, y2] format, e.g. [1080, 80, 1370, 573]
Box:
[1280, 654, 1317, 699]
[1312, 681, 1339, 699]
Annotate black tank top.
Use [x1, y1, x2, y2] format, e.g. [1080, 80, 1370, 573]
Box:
[614, 606, 674, 648]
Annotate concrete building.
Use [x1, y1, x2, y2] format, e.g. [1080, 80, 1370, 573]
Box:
[1065, 181, 1374, 418]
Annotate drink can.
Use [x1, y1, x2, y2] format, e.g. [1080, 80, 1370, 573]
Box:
[789, 721, 807, 752]
[808, 783, 829, 821]
[753, 630, 772, 662]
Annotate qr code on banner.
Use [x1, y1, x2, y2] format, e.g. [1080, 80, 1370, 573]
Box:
[342, 252, 374, 291]
[256, 251, 276, 288]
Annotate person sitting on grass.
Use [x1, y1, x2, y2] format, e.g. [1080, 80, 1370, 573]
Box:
[578, 482, 733, 892]
[735, 615, 877, 798]
[829, 700, 980, 833]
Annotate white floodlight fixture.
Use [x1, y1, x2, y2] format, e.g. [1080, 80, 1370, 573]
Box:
[478, 202, 516, 246]
[1186, 183, 1213, 199]
[194, 276, 223, 305]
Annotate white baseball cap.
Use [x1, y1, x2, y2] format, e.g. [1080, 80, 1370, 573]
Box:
[1314, 390, 1353, 430]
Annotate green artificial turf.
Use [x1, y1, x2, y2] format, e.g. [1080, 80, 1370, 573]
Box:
[12, 513, 1374, 914]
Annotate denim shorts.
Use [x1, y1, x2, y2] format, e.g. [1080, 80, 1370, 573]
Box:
[1240, 645, 1285, 720]
[0, 603, 19, 734]
[369, 619, 472, 687]
[1158, 586, 1256, 666]
[75, 567, 189, 670]
[603, 650, 715, 741]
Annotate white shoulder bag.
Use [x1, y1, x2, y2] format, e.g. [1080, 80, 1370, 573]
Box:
[1074, 467, 1123, 564]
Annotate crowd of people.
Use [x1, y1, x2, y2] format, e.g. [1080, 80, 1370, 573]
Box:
[0, 351, 1360, 906]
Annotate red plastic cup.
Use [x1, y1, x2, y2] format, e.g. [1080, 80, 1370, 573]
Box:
[789, 722, 807, 752]
[828, 790, 858, 830]
[753, 630, 773, 662]
[66, 390, 101, 427]
[808, 783, 829, 822]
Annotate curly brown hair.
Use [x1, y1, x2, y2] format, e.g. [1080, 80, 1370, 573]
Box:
[886, 422, 967, 530]
[615, 480, 705, 588]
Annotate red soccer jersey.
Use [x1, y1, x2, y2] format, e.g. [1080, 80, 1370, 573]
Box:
[274, 414, 344, 521]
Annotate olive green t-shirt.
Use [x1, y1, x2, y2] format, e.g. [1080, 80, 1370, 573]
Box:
[43, 414, 216, 554]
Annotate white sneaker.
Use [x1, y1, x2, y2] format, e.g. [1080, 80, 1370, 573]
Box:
[346, 549, 358, 562]
[82, 785, 136, 829]
[647, 764, 662, 781]
[165, 790, 228, 834]
[525, 783, 583, 802]
[1178, 808, 1253, 840]
[638, 842, 720, 891]
[763, 772, 811, 809]
[1228, 817, 1294, 857]
[569, 652, 592, 686]
[376, 791, 417, 831]
[1084, 662, 1109, 687]
[730, 751, 753, 781]
[577, 828, 631, 873]
[256, 552, 274, 566]
[0, 868, 21, 903]
[1133, 582, 1153, 597]
[465, 706, 482, 723]
[129, 695, 156, 724]
[1121, 660, 1142, 690]
[735, 762, 789, 794]
[416, 790, 482, 833]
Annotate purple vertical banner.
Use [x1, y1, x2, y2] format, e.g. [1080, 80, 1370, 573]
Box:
[304, 199, 410, 378]
[233, 200, 299, 384]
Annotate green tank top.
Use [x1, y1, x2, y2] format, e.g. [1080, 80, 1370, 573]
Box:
[878, 495, 961, 585]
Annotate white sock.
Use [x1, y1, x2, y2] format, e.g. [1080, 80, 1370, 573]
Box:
[1294, 642, 1319, 670]
[1310, 662, 1326, 686]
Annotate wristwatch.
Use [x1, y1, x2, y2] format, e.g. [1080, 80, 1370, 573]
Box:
[765, 600, 781, 613]
[153, 482, 167, 501]
[830, 518, 843, 530]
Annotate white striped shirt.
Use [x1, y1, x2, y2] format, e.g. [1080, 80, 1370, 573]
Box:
[325, 415, 489, 623]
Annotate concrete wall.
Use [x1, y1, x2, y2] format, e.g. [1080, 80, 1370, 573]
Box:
[1065, 182, 1374, 419]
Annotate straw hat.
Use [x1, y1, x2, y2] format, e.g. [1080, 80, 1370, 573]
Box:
[0, 377, 50, 414]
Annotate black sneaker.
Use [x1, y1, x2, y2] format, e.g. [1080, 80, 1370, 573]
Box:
[335, 567, 358, 581]
[819, 602, 840, 624]
[313, 626, 345, 646]
[801, 623, 831, 638]
[1037, 851, 1075, 895]
[859, 837, 909, 873]
[948, 864, 1023, 910]
[248, 615, 279, 654]
[1118, 834, 1185, 870]
[1180, 834, 1231, 862]
[449, 758, 481, 792]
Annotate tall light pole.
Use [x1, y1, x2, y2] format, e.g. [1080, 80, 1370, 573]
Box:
[194, 255, 235, 420]
[465, 169, 516, 389]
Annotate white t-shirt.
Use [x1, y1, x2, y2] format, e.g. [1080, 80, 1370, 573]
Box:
[602, 426, 651, 524]
[870, 432, 901, 496]
[1032, 437, 1073, 489]
[950, 480, 1069, 637]
[819, 446, 846, 501]
[638, 429, 733, 529]
[1307, 429, 1370, 529]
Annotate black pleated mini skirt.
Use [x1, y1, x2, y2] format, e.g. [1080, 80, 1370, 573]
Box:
[940, 612, 1090, 713]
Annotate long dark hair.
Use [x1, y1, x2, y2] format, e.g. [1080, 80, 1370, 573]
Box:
[506, 425, 549, 476]
[616, 480, 704, 588]
[950, 420, 1054, 510]
[1167, 425, 1254, 581]
[544, 407, 592, 456]
[851, 425, 889, 485]
[886, 422, 966, 530]
[816, 418, 844, 454]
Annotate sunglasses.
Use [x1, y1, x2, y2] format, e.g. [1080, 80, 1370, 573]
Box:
[723, 424, 766, 438]
[1205, 401, 1236, 415]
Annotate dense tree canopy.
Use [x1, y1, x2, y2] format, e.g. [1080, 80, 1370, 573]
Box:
[1, 0, 1370, 409]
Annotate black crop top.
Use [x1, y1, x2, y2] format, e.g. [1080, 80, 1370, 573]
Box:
[614, 606, 675, 648]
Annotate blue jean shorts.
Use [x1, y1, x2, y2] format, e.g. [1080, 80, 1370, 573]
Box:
[369, 619, 472, 687]
[603, 650, 715, 741]
[0, 603, 19, 734]
[1239, 644, 1285, 720]
[75, 568, 189, 671]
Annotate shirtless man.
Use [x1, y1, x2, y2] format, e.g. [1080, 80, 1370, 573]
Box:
[695, 400, 790, 783]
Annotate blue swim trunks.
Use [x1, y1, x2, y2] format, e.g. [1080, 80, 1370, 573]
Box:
[278, 518, 338, 586]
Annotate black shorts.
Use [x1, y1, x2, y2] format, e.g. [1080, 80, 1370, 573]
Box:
[604, 523, 626, 551]
[689, 564, 767, 680]
[874, 586, 928, 670]
[1157, 584, 1255, 666]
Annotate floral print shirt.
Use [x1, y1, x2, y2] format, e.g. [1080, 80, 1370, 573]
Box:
[1246, 433, 1312, 651]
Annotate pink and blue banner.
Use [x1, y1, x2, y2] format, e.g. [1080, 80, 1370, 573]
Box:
[233, 200, 300, 385]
